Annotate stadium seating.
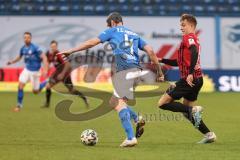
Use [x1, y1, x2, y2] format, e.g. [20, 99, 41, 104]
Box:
[0, 0, 239, 16]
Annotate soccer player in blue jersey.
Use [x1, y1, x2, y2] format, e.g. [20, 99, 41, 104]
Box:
[7, 32, 48, 112]
[61, 12, 164, 147]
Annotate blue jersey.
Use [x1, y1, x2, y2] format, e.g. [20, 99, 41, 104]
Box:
[98, 26, 147, 71]
[20, 43, 42, 71]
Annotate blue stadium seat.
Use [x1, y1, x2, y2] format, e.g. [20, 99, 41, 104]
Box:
[194, 5, 205, 12]
[95, 5, 105, 13]
[0, 4, 6, 14]
[59, 5, 70, 12]
[232, 6, 240, 12]
[46, 5, 57, 12]
[182, 5, 192, 12]
[207, 5, 217, 11]
[11, 4, 21, 12]
[0, 0, 239, 16]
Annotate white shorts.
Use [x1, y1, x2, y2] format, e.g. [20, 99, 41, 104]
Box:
[112, 68, 156, 99]
[19, 68, 41, 90]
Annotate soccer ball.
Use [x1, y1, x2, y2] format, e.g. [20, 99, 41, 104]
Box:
[80, 129, 98, 146]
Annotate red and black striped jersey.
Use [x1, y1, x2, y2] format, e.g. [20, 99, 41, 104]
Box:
[178, 33, 202, 79]
[46, 50, 68, 69]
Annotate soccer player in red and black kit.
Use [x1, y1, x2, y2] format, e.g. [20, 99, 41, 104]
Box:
[158, 14, 216, 143]
[41, 40, 88, 108]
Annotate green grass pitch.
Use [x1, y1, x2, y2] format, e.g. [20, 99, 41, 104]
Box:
[0, 92, 240, 160]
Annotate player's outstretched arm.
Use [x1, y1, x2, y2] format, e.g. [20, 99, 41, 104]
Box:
[186, 45, 199, 87]
[61, 38, 101, 55]
[159, 58, 178, 66]
[6, 55, 22, 65]
[40, 53, 49, 77]
[143, 44, 164, 82]
[189, 45, 198, 74]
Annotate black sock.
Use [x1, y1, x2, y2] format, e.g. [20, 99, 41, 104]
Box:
[160, 102, 192, 114]
[198, 120, 211, 134]
[182, 113, 210, 134]
[72, 90, 86, 100]
[46, 88, 51, 104]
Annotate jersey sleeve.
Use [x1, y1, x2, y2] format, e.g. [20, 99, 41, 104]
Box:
[35, 45, 43, 56]
[98, 28, 113, 43]
[19, 47, 24, 57]
[183, 35, 197, 48]
[138, 37, 147, 50]
[56, 53, 68, 64]
[45, 50, 49, 57]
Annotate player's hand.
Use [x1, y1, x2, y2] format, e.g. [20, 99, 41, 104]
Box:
[186, 74, 195, 87]
[6, 61, 12, 65]
[157, 73, 165, 82]
[57, 73, 65, 81]
[158, 58, 162, 63]
[169, 82, 176, 88]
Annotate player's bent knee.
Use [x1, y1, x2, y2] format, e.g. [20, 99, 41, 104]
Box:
[158, 98, 167, 107]
[114, 105, 126, 112]
[158, 94, 173, 108]
[109, 97, 119, 108]
[18, 83, 25, 89]
[109, 97, 115, 108]
[18, 85, 24, 90]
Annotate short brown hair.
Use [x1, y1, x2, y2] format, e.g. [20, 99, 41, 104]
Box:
[50, 40, 58, 45]
[106, 12, 123, 27]
[24, 32, 32, 37]
[180, 14, 197, 27]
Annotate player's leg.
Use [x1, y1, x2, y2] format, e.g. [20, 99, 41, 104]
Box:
[14, 69, 29, 111]
[112, 68, 145, 139]
[126, 105, 138, 123]
[158, 92, 194, 121]
[158, 80, 203, 128]
[109, 95, 137, 147]
[183, 99, 217, 143]
[158, 92, 192, 114]
[14, 82, 26, 112]
[158, 93, 174, 108]
[182, 99, 207, 132]
[126, 105, 145, 138]
[30, 71, 41, 94]
[41, 83, 52, 108]
[39, 79, 48, 91]
[111, 95, 144, 139]
[41, 70, 60, 107]
[133, 68, 162, 138]
[64, 77, 89, 107]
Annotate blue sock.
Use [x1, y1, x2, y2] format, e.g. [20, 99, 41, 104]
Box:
[119, 108, 134, 140]
[39, 80, 48, 90]
[17, 89, 24, 107]
[127, 106, 138, 123]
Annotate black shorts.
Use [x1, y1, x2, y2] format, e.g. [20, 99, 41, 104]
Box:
[49, 69, 73, 90]
[166, 77, 203, 101]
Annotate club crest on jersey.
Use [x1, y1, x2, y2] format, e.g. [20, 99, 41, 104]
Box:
[188, 38, 195, 45]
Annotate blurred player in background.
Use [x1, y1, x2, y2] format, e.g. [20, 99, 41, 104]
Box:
[60, 12, 164, 147]
[40, 40, 89, 108]
[7, 32, 48, 112]
[158, 14, 216, 144]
